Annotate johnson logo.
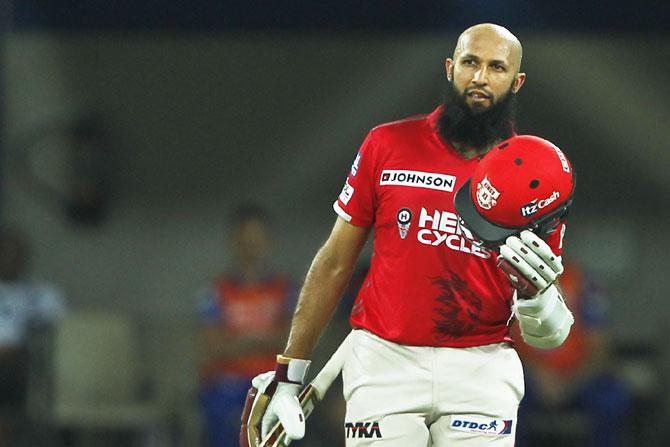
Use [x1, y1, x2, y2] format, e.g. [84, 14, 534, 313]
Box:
[380, 170, 456, 192]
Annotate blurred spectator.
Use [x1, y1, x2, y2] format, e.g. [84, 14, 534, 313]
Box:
[514, 261, 630, 447]
[0, 225, 67, 445]
[196, 204, 296, 447]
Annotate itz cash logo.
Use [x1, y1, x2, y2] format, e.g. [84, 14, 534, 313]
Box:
[345, 421, 382, 439]
[520, 191, 560, 217]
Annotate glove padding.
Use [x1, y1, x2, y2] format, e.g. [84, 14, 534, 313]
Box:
[240, 357, 311, 447]
[498, 230, 564, 296]
[512, 285, 574, 349]
[260, 378, 303, 442]
[499, 230, 573, 349]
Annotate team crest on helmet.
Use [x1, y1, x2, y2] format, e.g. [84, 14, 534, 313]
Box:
[476, 176, 500, 210]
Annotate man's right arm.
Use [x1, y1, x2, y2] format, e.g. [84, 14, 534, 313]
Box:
[282, 216, 370, 360]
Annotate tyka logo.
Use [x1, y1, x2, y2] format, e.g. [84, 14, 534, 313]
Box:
[345, 421, 382, 439]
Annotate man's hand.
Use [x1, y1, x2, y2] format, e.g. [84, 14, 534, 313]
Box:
[260, 379, 303, 440]
[240, 357, 311, 447]
[498, 230, 564, 297]
[498, 230, 573, 349]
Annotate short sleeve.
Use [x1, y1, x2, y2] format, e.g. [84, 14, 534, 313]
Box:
[333, 131, 378, 227]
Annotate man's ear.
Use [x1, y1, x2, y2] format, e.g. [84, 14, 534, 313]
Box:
[512, 72, 526, 93]
[445, 58, 454, 82]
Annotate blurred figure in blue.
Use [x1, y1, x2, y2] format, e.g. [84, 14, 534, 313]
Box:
[196, 204, 297, 447]
[0, 225, 67, 445]
[514, 261, 631, 447]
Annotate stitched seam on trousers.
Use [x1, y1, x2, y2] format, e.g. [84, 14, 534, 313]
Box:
[429, 346, 438, 423]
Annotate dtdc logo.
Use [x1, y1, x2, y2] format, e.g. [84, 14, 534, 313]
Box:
[450, 416, 513, 436]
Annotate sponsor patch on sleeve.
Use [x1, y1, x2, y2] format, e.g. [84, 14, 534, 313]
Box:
[350, 152, 361, 177]
[339, 179, 355, 205]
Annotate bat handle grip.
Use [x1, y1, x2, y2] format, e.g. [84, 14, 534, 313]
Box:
[240, 386, 260, 447]
[497, 258, 539, 297]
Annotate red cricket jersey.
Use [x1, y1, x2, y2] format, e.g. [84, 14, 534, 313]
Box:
[334, 107, 564, 347]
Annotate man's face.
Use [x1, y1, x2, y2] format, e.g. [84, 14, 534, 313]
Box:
[233, 219, 271, 267]
[446, 31, 524, 114]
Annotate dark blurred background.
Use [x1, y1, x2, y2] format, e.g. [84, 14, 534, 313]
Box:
[0, 1, 668, 446]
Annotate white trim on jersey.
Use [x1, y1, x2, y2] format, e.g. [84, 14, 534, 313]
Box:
[333, 201, 352, 222]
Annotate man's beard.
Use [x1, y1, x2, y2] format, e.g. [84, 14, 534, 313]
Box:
[437, 82, 517, 153]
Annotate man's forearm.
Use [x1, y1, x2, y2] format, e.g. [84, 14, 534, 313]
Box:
[281, 217, 369, 359]
[283, 245, 356, 359]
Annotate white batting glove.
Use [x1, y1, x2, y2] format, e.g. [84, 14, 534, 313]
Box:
[498, 230, 573, 349]
[498, 230, 564, 296]
[256, 356, 311, 443]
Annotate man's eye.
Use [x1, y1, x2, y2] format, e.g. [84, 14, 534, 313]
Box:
[492, 64, 506, 71]
[463, 59, 476, 65]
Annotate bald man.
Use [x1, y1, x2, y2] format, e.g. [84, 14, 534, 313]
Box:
[242, 24, 558, 447]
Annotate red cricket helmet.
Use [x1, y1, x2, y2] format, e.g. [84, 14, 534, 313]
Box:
[454, 135, 576, 247]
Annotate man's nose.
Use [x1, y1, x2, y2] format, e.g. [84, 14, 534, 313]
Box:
[472, 67, 488, 84]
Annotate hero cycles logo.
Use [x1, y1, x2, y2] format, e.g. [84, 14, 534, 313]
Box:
[345, 421, 382, 439]
[417, 207, 491, 259]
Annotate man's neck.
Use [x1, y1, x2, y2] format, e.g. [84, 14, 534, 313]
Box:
[451, 141, 496, 160]
[234, 261, 265, 284]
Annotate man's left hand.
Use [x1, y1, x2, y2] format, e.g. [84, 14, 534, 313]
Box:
[498, 230, 563, 297]
[240, 357, 311, 447]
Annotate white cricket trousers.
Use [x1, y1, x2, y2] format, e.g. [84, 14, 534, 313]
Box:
[342, 329, 524, 446]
